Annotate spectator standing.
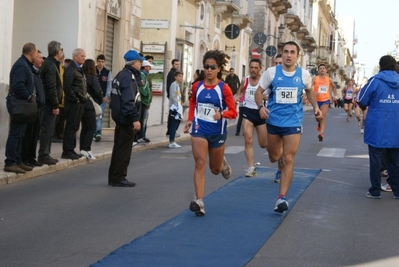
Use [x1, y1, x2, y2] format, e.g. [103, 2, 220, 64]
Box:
[21, 50, 45, 167]
[38, 41, 63, 165]
[165, 59, 180, 135]
[95, 54, 112, 142]
[137, 60, 153, 143]
[108, 50, 143, 187]
[357, 55, 399, 199]
[81, 59, 103, 159]
[62, 48, 87, 160]
[224, 68, 240, 95]
[168, 71, 184, 148]
[4, 43, 38, 173]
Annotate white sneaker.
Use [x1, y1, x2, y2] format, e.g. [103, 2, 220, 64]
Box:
[360, 128, 364, 134]
[274, 197, 289, 213]
[137, 138, 145, 143]
[245, 166, 256, 177]
[86, 151, 96, 160]
[221, 156, 231, 179]
[80, 150, 89, 158]
[381, 182, 392, 192]
[189, 198, 205, 216]
[132, 142, 137, 147]
[168, 142, 181, 148]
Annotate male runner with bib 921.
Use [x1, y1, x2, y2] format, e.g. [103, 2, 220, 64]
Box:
[255, 41, 322, 213]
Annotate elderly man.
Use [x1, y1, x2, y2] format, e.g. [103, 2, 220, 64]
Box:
[108, 50, 143, 187]
[4, 43, 38, 173]
[62, 48, 87, 160]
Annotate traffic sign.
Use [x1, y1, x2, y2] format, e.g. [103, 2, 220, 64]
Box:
[265, 45, 277, 57]
[253, 32, 267, 46]
[251, 48, 260, 59]
[224, 24, 240, 40]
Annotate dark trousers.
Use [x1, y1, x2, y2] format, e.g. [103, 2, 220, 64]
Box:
[235, 105, 244, 134]
[5, 120, 27, 166]
[108, 124, 135, 183]
[38, 105, 57, 158]
[63, 102, 84, 153]
[166, 112, 171, 134]
[21, 111, 41, 162]
[54, 106, 65, 139]
[80, 109, 96, 151]
[169, 112, 180, 142]
[368, 145, 399, 197]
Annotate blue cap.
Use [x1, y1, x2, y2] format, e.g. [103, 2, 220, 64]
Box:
[124, 50, 145, 62]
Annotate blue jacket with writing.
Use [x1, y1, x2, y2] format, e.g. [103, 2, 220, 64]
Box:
[358, 70, 399, 148]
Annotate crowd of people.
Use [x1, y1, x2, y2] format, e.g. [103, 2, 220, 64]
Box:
[5, 40, 399, 215]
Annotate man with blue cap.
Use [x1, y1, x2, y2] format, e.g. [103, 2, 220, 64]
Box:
[108, 49, 144, 187]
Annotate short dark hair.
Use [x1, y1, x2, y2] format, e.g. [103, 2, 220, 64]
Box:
[229, 68, 234, 71]
[282, 41, 300, 55]
[275, 54, 282, 59]
[318, 64, 326, 69]
[145, 55, 154, 60]
[250, 58, 262, 67]
[379, 55, 397, 71]
[175, 71, 183, 77]
[97, 54, 106, 61]
[22, 43, 36, 55]
[64, 58, 73, 64]
[171, 59, 179, 65]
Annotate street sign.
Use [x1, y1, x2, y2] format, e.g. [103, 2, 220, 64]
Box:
[224, 24, 240, 40]
[251, 48, 260, 59]
[253, 32, 267, 46]
[265, 45, 277, 57]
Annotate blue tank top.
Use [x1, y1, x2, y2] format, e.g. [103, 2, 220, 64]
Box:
[267, 65, 305, 127]
[192, 81, 227, 135]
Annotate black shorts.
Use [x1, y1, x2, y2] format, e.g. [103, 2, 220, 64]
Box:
[344, 99, 353, 104]
[242, 107, 266, 127]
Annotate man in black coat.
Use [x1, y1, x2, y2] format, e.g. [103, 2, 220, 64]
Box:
[224, 68, 240, 95]
[38, 41, 63, 165]
[21, 50, 46, 167]
[4, 43, 38, 173]
[108, 49, 143, 187]
[62, 48, 87, 160]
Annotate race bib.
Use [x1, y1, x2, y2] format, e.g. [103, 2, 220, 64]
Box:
[276, 87, 298, 104]
[318, 86, 327, 94]
[244, 87, 256, 101]
[346, 91, 353, 98]
[197, 103, 217, 123]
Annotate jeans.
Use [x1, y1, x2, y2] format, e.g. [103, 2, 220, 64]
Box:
[140, 105, 149, 139]
[38, 105, 57, 158]
[95, 101, 107, 134]
[169, 113, 180, 143]
[5, 120, 27, 166]
[368, 145, 399, 196]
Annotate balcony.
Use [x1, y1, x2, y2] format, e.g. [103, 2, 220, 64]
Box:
[214, 1, 240, 20]
[285, 9, 302, 32]
[295, 27, 309, 40]
[232, 14, 253, 30]
[268, 0, 292, 17]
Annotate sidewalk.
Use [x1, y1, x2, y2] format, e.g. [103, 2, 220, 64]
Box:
[0, 104, 314, 187]
[0, 122, 191, 187]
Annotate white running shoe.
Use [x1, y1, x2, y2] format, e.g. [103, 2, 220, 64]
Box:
[80, 150, 89, 158]
[381, 182, 392, 192]
[86, 151, 96, 160]
[221, 156, 231, 179]
[245, 166, 256, 177]
[168, 142, 181, 148]
[189, 199, 205, 216]
[274, 197, 289, 213]
[360, 128, 364, 134]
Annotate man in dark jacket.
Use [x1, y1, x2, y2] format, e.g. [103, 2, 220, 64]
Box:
[62, 48, 87, 160]
[38, 41, 63, 165]
[4, 43, 38, 173]
[108, 49, 143, 187]
[224, 68, 240, 95]
[21, 50, 46, 167]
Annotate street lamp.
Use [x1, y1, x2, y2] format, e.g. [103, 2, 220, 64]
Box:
[265, 23, 285, 41]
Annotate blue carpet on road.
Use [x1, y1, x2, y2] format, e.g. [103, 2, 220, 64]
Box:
[91, 167, 321, 267]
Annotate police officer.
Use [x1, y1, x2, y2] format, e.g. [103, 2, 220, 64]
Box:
[107, 50, 143, 187]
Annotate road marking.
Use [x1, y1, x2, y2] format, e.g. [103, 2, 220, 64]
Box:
[346, 154, 369, 159]
[317, 148, 346, 158]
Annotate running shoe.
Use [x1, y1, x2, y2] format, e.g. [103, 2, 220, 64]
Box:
[318, 132, 324, 142]
[86, 151, 96, 160]
[168, 142, 181, 148]
[346, 118, 350, 122]
[189, 199, 205, 216]
[137, 138, 146, 143]
[274, 197, 289, 213]
[221, 156, 231, 179]
[80, 150, 89, 158]
[245, 166, 256, 177]
[365, 192, 381, 199]
[316, 122, 321, 132]
[360, 128, 364, 134]
[381, 182, 392, 192]
[273, 170, 281, 183]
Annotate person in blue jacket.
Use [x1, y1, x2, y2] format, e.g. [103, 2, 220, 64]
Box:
[357, 55, 399, 199]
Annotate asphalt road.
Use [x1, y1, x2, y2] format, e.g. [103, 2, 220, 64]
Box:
[1, 107, 398, 267]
